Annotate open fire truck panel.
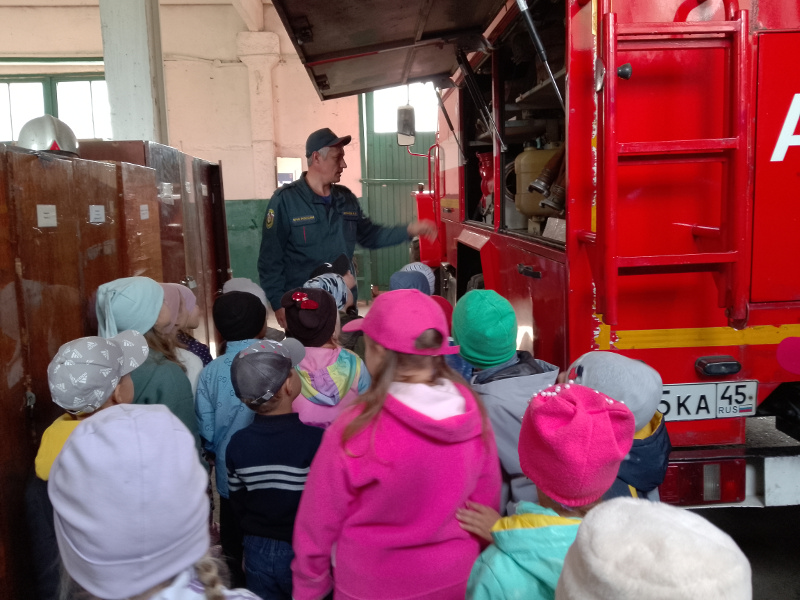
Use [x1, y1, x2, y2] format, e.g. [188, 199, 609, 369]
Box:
[273, 0, 800, 506]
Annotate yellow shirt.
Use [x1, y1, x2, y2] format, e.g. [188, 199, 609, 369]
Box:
[34, 414, 82, 481]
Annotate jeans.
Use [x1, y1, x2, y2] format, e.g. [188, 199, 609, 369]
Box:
[243, 535, 294, 600]
[219, 496, 246, 588]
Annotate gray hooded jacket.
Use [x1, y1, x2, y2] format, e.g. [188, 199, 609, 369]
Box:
[471, 352, 559, 514]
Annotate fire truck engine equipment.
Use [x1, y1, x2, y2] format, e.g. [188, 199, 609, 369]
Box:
[477, 152, 494, 221]
[540, 159, 567, 212]
[515, 0, 565, 112]
[528, 144, 565, 195]
[567, 351, 663, 432]
[16, 115, 79, 156]
[515, 145, 561, 219]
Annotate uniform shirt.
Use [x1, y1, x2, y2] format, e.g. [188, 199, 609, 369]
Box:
[258, 174, 409, 310]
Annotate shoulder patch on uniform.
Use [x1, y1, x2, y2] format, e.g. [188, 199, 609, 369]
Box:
[266, 208, 275, 229]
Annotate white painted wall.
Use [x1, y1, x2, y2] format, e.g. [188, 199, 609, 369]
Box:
[0, 1, 362, 199]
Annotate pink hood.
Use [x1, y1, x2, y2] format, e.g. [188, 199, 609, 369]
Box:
[292, 383, 501, 599]
[292, 347, 368, 429]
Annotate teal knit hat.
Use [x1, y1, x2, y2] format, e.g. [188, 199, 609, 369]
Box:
[452, 290, 518, 369]
[96, 277, 164, 338]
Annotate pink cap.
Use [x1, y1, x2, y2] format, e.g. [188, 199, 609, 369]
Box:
[159, 283, 181, 334]
[342, 289, 459, 356]
[519, 383, 635, 508]
[777, 337, 800, 375]
[175, 284, 197, 314]
[430, 295, 454, 327]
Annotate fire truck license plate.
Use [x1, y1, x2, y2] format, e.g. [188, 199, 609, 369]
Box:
[659, 381, 758, 422]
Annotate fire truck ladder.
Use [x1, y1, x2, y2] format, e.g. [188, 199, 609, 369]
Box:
[586, 8, 750, 327]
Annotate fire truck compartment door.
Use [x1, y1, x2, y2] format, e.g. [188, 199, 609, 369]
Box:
[751, 33, 800, 302]
[269, 0, 506, 100]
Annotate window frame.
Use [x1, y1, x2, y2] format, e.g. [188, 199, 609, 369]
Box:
[0, 57, 107, 141]
[0, 72, 107, 120]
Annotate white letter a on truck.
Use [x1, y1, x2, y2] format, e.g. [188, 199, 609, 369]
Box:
[771, 94, 800, 162]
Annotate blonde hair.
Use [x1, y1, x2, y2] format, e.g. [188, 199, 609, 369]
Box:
[145, 328, 186, 373]
[342, 329, 489, 446]
[59, 555, 230, 600]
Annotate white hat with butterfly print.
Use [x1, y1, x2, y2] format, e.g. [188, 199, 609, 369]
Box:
[47, 330, 149, 414]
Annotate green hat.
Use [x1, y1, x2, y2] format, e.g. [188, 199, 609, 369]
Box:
[452, 290, 518, 369]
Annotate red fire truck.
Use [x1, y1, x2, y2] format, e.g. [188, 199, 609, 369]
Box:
[274, 0, 800, 506]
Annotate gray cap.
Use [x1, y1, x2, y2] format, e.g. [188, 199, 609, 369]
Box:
[47, 330, 149, 414]
[566, 351, 663, 431]
[231, 339, 305, 405]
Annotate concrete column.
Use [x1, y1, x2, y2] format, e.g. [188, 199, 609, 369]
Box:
[237, 31, 280, 198]
[99, 0, 169, 142]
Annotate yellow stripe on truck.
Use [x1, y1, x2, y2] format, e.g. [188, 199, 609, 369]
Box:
[597, 323, 800, 350]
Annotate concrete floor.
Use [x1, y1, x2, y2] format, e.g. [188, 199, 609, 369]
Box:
[701, 505, 800, 599]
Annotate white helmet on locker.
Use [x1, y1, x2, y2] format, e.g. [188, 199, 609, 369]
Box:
[16, 115, 79, 156]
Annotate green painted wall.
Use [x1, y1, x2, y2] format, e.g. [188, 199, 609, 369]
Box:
[224, 199, 266, 284]
[224, 198, 374, 302]
[360, 93, 437, 290]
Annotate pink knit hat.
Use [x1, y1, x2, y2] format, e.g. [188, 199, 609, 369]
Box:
[519, 383, 635, 507]
[175, 284, 197, 313]
[342, 289, 459, 356]
[159, 283, 182, 334]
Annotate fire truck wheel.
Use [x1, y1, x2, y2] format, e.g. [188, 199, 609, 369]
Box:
[466, 273, 485, 291]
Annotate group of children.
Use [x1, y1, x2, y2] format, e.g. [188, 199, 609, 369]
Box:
[28, 260, 756, 600]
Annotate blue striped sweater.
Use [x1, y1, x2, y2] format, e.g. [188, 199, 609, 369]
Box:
[226, 413, 324, 542]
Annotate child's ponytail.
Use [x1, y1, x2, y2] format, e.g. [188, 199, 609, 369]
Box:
[195, 555, 227, 600]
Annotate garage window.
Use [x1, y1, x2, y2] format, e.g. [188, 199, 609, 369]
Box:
[372, 82, 439, 134]
[0, 72, 111, 142]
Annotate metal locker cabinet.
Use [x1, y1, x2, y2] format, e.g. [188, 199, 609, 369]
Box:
[0, 147, 37, 599]
[72, 158, 124, 335]
[146, 143, 187, 286]
[178, 152, 211, 346]
[118, 161, 163, 281]
[8, 149, 84, 433]
[78, 141, 230, 349]
[193, 158, 231, 351]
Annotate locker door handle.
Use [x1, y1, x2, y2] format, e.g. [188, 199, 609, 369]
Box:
[443, 207, 454, 213]
[517, 264, 542, 279]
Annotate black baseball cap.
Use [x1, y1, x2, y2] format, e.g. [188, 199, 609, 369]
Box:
[231, 339, 305, 404]
[306, 128, 352, 158]
[310, 253, 351, 278]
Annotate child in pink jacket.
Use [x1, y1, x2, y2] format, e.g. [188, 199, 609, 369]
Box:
[291, 289, 501, 600]
[281, 287, 370, 429]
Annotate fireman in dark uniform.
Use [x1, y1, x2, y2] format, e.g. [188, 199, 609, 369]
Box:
[258, 128, 436, 328]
